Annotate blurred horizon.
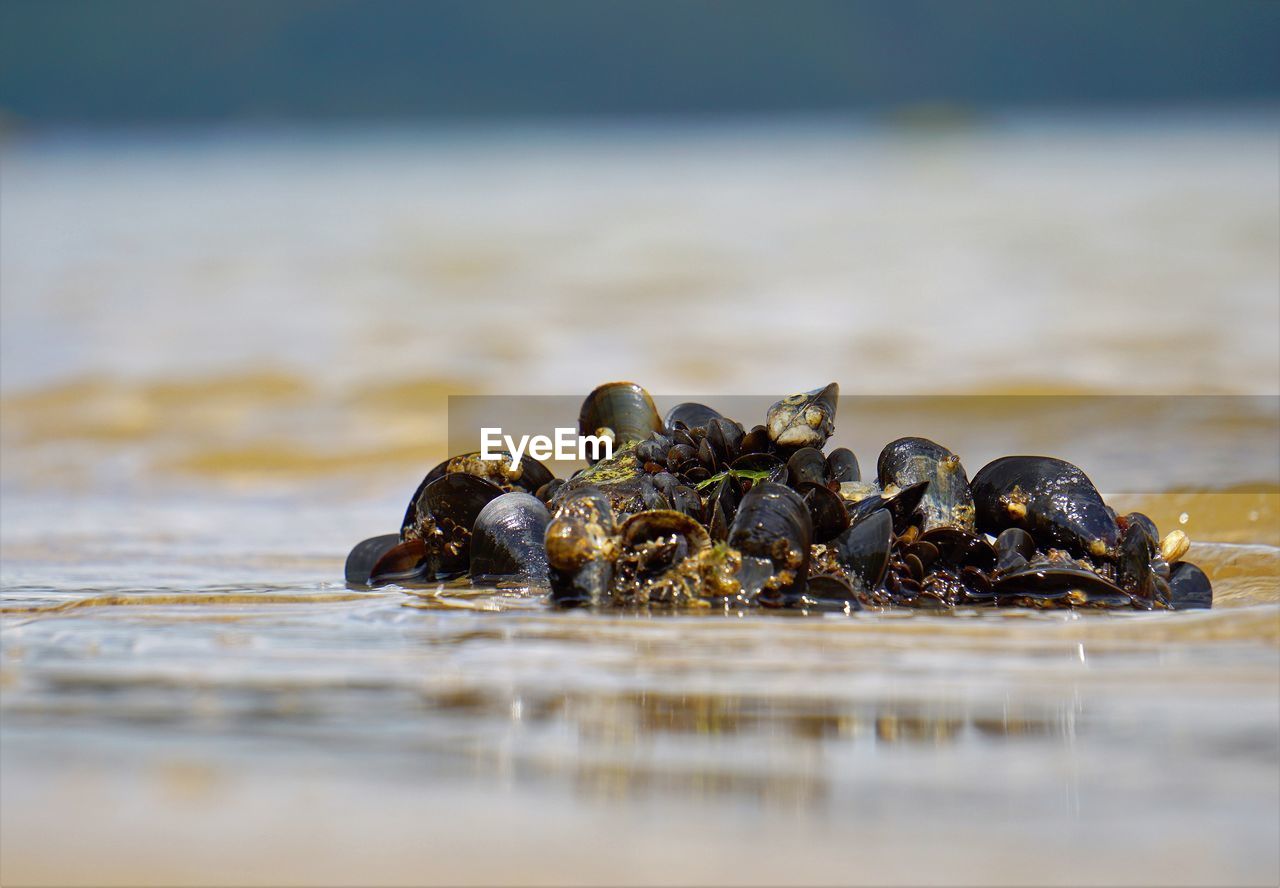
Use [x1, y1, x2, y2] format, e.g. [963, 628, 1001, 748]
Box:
[2, 0, 1279, 127]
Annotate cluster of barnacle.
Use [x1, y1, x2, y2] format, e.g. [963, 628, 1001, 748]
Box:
[346, 382, 1212, 612]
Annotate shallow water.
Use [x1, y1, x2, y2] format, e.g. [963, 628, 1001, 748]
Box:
[2, 116, 1279, 885]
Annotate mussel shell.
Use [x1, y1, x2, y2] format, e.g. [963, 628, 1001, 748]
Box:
[344, 533, 403, 585]
[418, 450, 555, 498]
[730, 452, 789, 485]
[663, 402, 723, 434]
[670, 485, 704, 520]
[1121, 512, 1160, 547]
[469, 493, 551, 582]
[1167, 561, 1213, 609]
[877, 437, 975, 534]
[545, 486, 617, 605]
[728, 481, 812, 594]
[578, 382, 663, 463]
[401, 473, 504, 574]
[545, 486, 616, 573]
[369, 537, 435, 585]
[882, 481, 930, 535]
[804, 573, 863, 610]
[829, 508, 893, 592]
[992, 561, 1129, 605]
[971, 455, 1119, 559]
[920, 527, 996, 572]
[635, 433, 673, 466]
[765, 382, 839, 449]
[1116, 522, 1156, 603]
[620, 508, 711, 553]
[706, 418, 745, 462]
[994, 527, 1037, 572]
[786, 447, 829, 489]
[738, 424, 772, 455]
[826, 447, 860, 483]
[801, 483, 850, 543]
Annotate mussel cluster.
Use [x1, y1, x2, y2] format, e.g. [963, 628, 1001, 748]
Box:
[346, 382, 1213, 612]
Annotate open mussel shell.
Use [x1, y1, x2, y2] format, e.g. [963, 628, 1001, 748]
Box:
[826, 447, 860, 483]
[1167, 561, 1213, 609]
[728, 481, 812, 597]
[766, 382, 839, 449]
[578, 381, 663, 463]
[971, 455, 1119, 560]
[469, 493, 552, 583]
[619, 509, 711, 554]
[877, 436, 975, 534]
[801, 483, 850, 543]
[830, 508, 893, 592]
[663, 402, 722, 434]
[344, 533, 403, 585]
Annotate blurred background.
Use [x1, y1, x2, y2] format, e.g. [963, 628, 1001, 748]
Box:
[1, 0, 1278, 495]
[2, 2, 1279, 886]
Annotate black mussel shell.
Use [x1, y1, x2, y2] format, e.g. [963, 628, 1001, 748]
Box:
[1167, 561, 1213, 609]
[826, 447, 860, 483]
[635, 433, 673, 467]
[1121, 512, 1160, 547]
[546, 486, 617, 605]
[920, 527, 996, 572]
[971, 455, 1120, 559]
[663, 402, 723, 434]
[706, 418, 745, 462]
[578, 382, 663, 464]
[994, 527, 1037, 572]
[877, 437, 975, 534]
[729, 452, 788, 485]
[738, 424, 772, 455]
[1116, 522, 1157, 604]
[882, 480, 930, 535]
[992, 561, 1129, 606]
[469, 493, 551, 582]
[345, 533, 403, 585]
[652, 471, 680, 496]
[766, 382, 839, 449]
[369, 537, 435, 585]
[639, 474, 668, 510]
[670, 484, 703, 520]
[728, 481, 812, 596]
[786, 447, 829, 489]
[805, 573, 863, 610]
[829, 508, 893, 592]
[801, 483, 850, 543]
